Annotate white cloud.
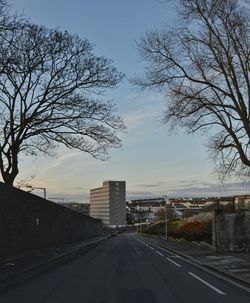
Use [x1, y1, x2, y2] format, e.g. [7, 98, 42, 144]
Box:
[46, 151, 81, 169]
[122, 91, 164, 130]
[132, 178, 250, 198]
[123, 106, 159, 129]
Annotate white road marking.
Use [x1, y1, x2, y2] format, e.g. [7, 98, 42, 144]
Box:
[166, 257, 181, 267]
[189, 272, 226, 295]
[169, 255, 182, 259]
[155, 250, 164, 256]
[136, 236, 250, 293]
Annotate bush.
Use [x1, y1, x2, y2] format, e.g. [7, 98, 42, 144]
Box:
[175, 221, 212, 243]
[143, 219, 183, 236]
[142, 214, 212, 244]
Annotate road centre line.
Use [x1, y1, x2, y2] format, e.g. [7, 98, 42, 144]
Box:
[136, 237, 250, 293]
[189, 272, 226, 295]
[166, 257, 181, 267]
[138, 238, 169, 258]
[169, 255, 181, 259]
[155, 250, 164, 256]
[139, 238, 184, 261]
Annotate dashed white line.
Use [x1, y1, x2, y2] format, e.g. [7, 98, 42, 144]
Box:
[166, 257, 181, 267]
[189, 272, 226, 295]
[155, 250, 164, 256]
[169, 255, 182, 259]
[136, 237, 250, 293]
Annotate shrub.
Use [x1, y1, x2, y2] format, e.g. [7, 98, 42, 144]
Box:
[142, 213, 212, 243]
[175, 221, 212, 243]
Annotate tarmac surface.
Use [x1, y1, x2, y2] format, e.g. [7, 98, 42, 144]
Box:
[141, 234, 250, 285]
[0, 233, 249, 303]
[0, 234, 250, 303]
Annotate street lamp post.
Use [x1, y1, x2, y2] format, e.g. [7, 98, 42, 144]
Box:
[140, 211, 143, 234]
[164, 196, 168, 240]
[36, 187, 46, 199]
[146, 207, 149, 232]
[26, 185, 47, 199]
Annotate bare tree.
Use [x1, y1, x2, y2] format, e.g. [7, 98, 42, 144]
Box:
[133, 0, 250, 179]
[0, 0, 20, 32]
[0, 22, 125, 185]
[15, 175, 35, 190]
[0, 0, 10, 29]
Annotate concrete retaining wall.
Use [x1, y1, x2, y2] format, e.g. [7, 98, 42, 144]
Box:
[213, 210, 250, 252]
[0, 182, 103, 260]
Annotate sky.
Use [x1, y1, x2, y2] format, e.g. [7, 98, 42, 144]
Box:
[7, 0, 250, 202]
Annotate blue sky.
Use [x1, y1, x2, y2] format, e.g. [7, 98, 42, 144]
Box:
[8, 0, 250, 202]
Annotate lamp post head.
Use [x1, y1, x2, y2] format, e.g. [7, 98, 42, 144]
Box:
[25, 185, 33, 189]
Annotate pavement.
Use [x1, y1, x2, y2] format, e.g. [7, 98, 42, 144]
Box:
[0, 236, 107, 286]
[140, 234, 250, 286]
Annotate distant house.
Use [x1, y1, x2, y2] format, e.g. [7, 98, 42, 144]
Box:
[234, 195, 250, 211]
[126, 198, 166, 223]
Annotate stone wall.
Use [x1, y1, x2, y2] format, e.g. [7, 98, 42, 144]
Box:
[0, 182, 103, 260]
[212, 210, 250, 252]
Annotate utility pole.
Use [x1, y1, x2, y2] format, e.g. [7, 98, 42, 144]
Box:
[25, 185, 47, 199]
[140, 212, 142, 234]
[164, 196, 168, 240]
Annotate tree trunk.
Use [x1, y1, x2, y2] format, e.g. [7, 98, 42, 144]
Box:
[0, 152, 19, 186]
[2, 171, 18, 186]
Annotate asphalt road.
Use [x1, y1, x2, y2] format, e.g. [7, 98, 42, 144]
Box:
[0, 234, 249, 303]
